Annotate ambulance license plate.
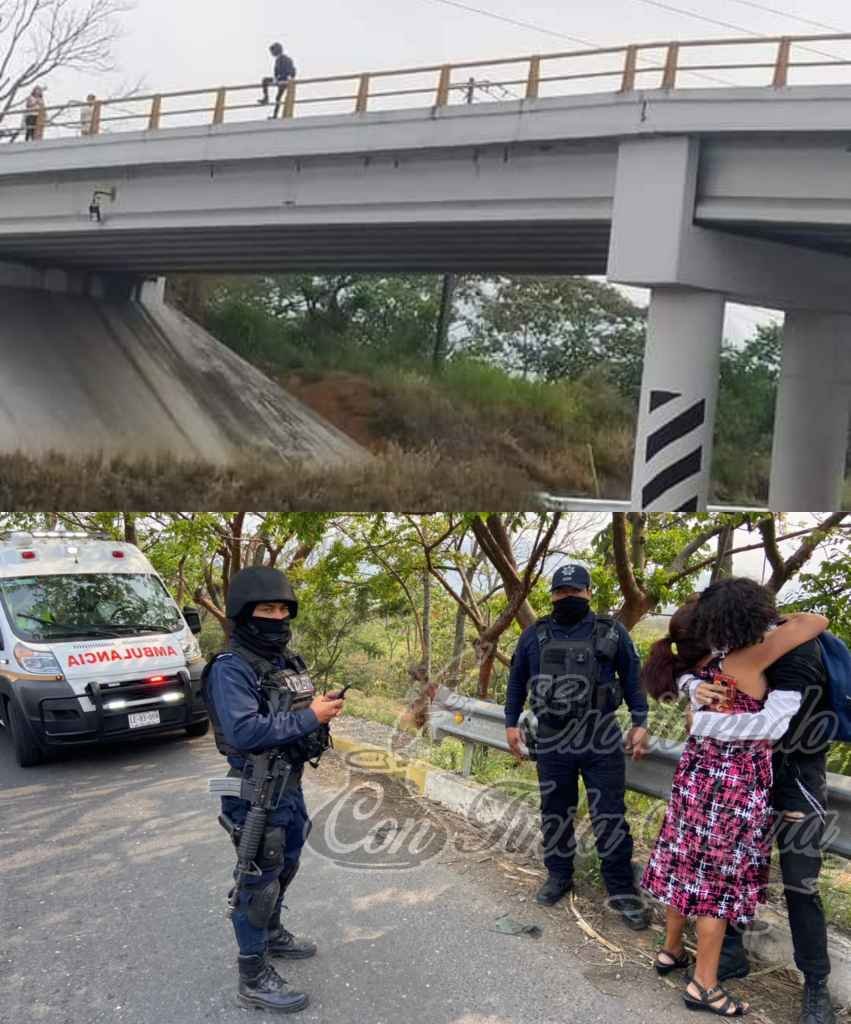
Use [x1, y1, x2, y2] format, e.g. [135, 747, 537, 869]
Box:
[128, 710, 160, 729]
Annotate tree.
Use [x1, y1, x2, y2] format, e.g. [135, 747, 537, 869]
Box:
[601, 512, 850, 628]
[411, 513, 565, 699]
[0, 0, 131, 130]
[460, 276, 647, 394]
[714, 322, 783, 502]
[203, 274, 443, 369]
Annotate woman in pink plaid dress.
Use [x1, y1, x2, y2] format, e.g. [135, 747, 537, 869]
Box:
[641, 580, 828, 1017]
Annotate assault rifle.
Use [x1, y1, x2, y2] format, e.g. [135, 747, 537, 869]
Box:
[209, 750, 293, 917]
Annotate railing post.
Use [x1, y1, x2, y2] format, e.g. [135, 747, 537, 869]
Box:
[661, 42, 679, 89]
[281, 80, 296, 118]
[90, 100, 102, 136]
[148, 95, 162, 131]
[526, 56, 541, 99]
[355, 73, 370, 113]
[212, 87, 226, 125]
[773, 37, 792, 87]
[435, 65, 451, 107]
[620, 45, 638, 93]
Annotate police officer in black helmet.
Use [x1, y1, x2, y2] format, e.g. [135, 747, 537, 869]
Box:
[203, 567, 344, 1013]
[505, 564, 651, 929]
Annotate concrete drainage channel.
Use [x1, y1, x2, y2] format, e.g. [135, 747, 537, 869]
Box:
[331, 726, 851, 1008]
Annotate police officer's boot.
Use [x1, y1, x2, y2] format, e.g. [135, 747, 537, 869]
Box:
[717, 928, 750, 982]
[267, 924, 318, 960]
[800, 977, 836, 1024]
[535, 874, 573, 906]
[608, 894, 650, 931]
[237, 954, 308, 1013]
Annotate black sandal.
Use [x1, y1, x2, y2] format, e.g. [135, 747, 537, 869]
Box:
[655, 948, 693, 976]
[683, 978, 749, 1016]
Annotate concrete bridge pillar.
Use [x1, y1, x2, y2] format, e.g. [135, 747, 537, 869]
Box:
[630, 288, 725, 512]
[769, 312, 851, 510]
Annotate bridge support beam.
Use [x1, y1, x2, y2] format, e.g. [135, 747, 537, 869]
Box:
[769, 312, 851, 510]
[630, 288, 725, 512]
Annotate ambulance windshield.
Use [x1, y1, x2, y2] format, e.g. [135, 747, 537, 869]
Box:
[0, 573, 183, 643]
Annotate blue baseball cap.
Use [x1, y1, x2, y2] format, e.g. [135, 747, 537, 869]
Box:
[551, 564, 591, 592]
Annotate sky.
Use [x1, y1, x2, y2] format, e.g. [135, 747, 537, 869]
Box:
[43, 0, 851, 341]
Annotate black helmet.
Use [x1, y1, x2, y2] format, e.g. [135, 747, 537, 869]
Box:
[270, 41, 283, 54]
[226, 566, 298, 620]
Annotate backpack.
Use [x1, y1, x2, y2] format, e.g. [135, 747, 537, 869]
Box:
[817, 632, 851, 742]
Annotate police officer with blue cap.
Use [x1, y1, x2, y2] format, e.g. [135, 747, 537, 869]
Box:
[203, 566, 344, 1012]
[505, 563, 650, 929]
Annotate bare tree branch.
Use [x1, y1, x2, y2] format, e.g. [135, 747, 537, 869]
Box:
[0, 0, 132, 126]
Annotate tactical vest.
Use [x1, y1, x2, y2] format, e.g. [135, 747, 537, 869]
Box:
[530, 615, 622, 729]
[201, 642, 330, 766]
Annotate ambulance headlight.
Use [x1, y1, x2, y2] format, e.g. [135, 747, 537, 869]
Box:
[181, 634, 202, 661]
[14, 644, 63, 677]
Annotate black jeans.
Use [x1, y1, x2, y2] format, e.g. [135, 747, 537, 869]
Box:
[261, 77, 288, 115]
[725, 752, 831, 979]
[536, 735, 635, 896]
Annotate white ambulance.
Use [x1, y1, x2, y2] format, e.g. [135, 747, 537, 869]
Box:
[0, 530, 209, 767]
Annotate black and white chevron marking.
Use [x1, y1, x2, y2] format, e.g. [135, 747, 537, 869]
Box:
[639, 390, 707, 511]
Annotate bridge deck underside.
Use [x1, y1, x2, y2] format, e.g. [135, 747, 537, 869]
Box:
[0, 222, 613, 275]
[695, 220, 851, 260]
[6, 219, 851, 276]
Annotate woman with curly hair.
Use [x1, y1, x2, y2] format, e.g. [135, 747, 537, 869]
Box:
[640, 579, 828, 1017]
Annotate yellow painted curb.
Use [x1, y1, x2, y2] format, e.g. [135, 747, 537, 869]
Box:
[330, 734, 435, 795]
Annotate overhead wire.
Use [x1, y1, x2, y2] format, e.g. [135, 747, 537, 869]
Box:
[416, 0, 737, 87]
[626, 0, 847, 62]
[723, 0, 843, 35]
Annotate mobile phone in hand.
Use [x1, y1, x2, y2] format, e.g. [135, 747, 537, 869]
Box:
[334, 683, 352, 700]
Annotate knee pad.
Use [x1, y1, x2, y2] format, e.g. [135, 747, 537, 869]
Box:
[242, 878, 281, 929]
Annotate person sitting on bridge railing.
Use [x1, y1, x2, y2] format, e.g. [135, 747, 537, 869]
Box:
[259, 42, 296, 117]
[641, 582, 830, 1021]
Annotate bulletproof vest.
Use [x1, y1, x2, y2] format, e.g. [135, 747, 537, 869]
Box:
[202, 643, 329, 765]
[530, 615, 622, 728]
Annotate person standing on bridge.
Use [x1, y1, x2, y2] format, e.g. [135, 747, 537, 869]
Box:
[79, 94, 97, 136]
[259, 42, 296, 118]
[641, 583, 829, 1019]
[23, 86, 45, 141]
[202, 567, 344, 1013]
[504, 563, 651, 930]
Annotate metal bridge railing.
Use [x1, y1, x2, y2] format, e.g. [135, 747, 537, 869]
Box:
[428, 685, 851, 860]
[536, 495, 768, 513]
[5, 32, 851, 143]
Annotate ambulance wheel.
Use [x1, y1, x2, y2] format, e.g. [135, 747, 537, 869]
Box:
[8, 699, 44, 767]
[186, 719, 210, 738]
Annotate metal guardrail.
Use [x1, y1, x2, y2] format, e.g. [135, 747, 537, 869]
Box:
[6, 32, 851, 142]
[429, 686, 851, 859]
[536, 495, 768, 513]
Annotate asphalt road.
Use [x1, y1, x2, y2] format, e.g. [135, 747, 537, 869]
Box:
[0, 726, 713, 1024]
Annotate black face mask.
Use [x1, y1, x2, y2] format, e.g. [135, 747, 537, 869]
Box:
[551, 596, 590, 626]
[233, 616, 291, 658]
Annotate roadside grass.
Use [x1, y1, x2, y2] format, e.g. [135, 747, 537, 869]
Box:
[0, 445, 546, 510]
[343, 691, 851, 934]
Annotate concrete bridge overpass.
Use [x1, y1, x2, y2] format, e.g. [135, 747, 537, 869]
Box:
[3, 33, 851, 509]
